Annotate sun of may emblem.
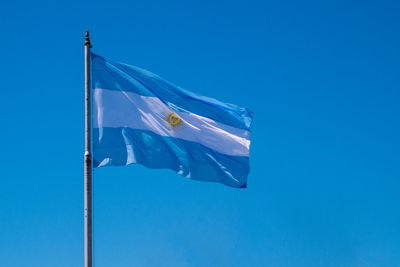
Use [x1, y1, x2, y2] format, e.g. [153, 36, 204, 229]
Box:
[161, 110, 185, 130]
[168, 112, 182, 126]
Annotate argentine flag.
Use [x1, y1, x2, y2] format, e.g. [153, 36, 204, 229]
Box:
[91, 53, 253, 188]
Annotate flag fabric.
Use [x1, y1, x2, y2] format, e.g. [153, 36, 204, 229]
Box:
[91, 53, 253, 188]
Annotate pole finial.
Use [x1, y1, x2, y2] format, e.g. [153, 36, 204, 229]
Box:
[84, 30, 92, 47]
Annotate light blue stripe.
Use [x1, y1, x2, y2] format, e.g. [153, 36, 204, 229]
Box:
[91, 53, 253, 131]
[93, 127, 249, 188]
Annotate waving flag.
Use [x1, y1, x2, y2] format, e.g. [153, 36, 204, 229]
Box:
[91, 53, 253, 188]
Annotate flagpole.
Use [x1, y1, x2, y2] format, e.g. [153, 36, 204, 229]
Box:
[84, 30, 93, 267]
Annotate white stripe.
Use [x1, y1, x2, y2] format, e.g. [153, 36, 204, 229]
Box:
[93, 88, 250, 156]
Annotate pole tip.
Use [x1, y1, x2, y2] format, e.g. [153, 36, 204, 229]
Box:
[84, 30, 92, 47]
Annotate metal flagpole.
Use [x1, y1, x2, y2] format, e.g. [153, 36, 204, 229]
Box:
[84, 30, 93, 267]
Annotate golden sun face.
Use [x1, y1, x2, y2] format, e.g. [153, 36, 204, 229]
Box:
[161, 110, 184, 129]
[168, 113, 182, 126]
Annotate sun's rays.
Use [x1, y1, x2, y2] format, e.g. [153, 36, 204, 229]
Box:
[161, 110, 186, 130]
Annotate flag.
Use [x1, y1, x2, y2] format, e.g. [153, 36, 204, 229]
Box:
[91, 53, 253, 188]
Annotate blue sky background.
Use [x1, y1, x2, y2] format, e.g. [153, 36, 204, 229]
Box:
[0, 0, 399, 266]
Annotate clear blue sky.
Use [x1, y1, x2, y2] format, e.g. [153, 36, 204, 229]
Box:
[0, 0, 399, 266]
